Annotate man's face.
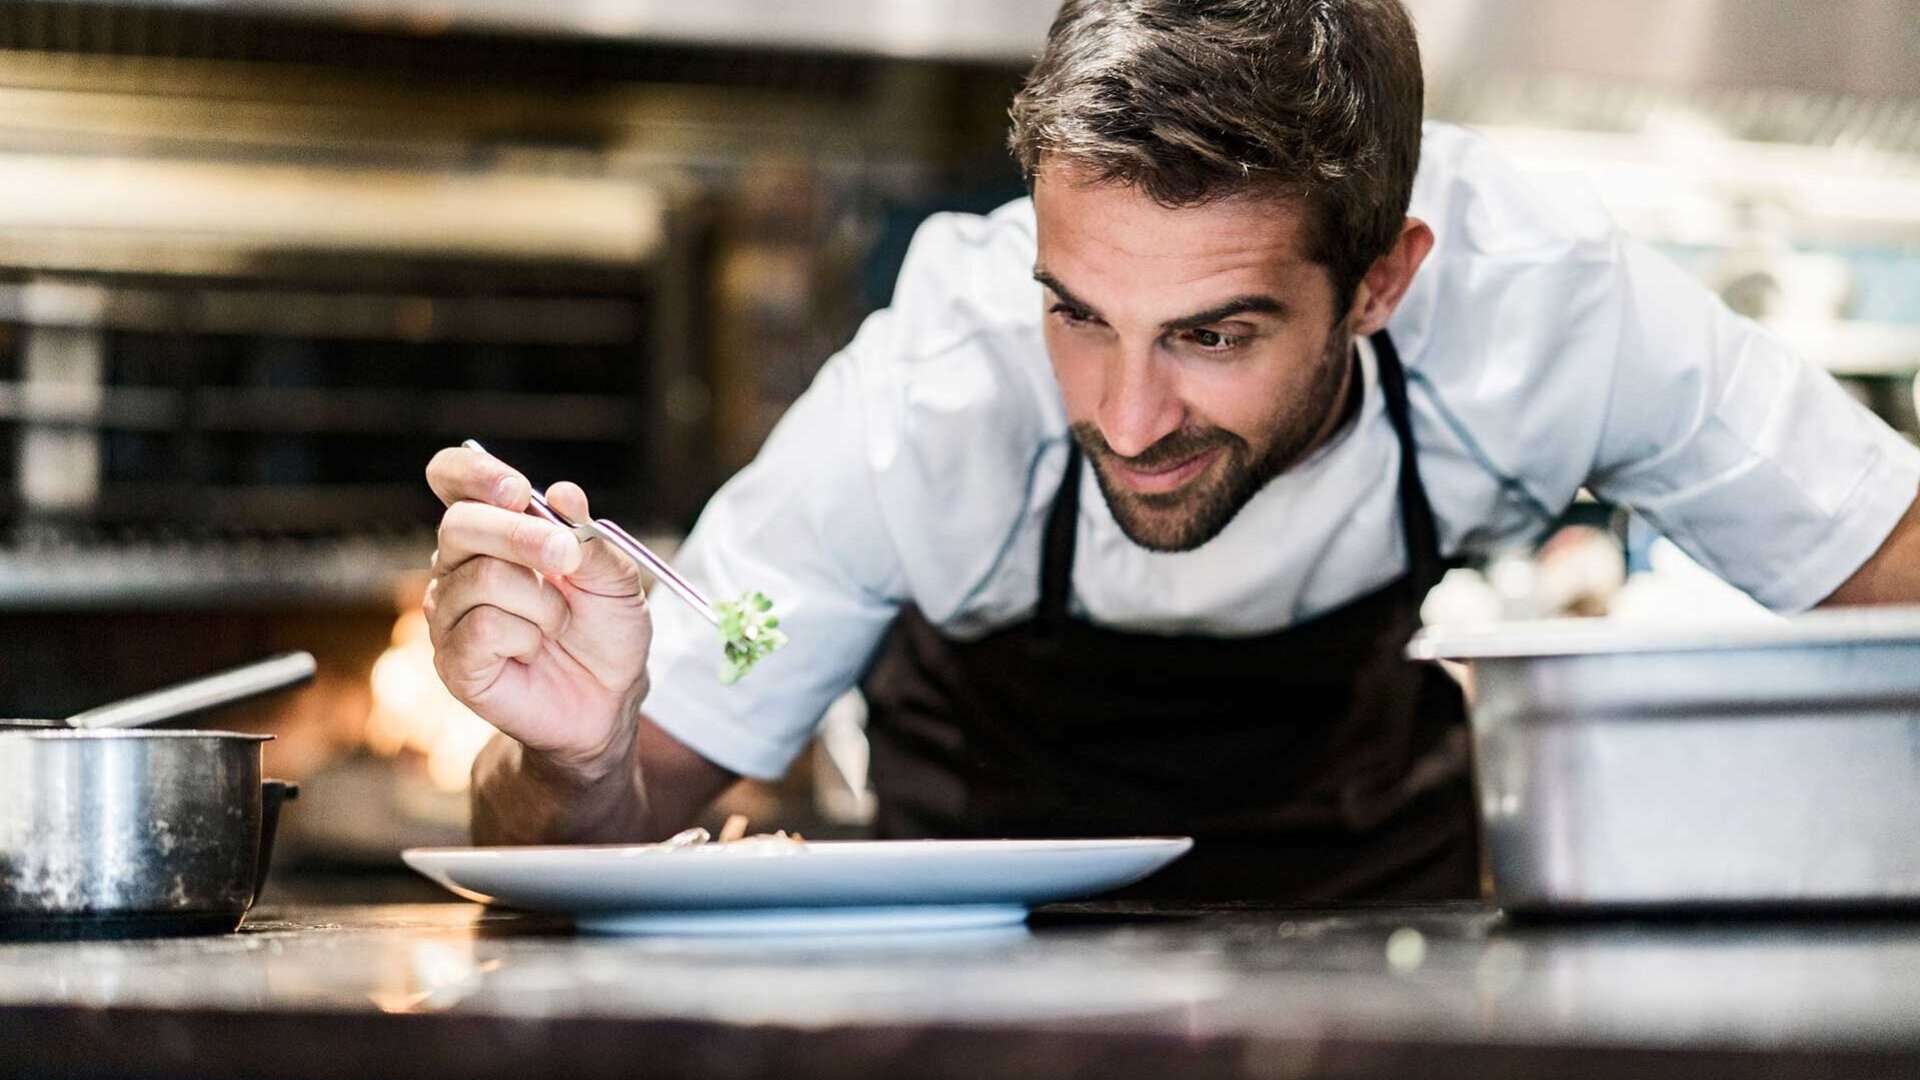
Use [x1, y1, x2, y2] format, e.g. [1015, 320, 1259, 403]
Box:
[1033, 169, 1356, 553]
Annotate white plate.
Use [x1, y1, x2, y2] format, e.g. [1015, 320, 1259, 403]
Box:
[402, 837, 1193, 935]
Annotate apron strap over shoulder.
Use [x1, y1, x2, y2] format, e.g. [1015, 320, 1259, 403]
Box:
[1369, 330, 1445, 594]
[1039, 443, 1084, 631]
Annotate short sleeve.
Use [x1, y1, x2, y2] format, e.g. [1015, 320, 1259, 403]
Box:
[1585, 235, 1920, 611]
[639, 203, 1053, 779]
[642, 316, 908, 780]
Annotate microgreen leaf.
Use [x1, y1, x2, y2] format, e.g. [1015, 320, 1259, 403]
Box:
[714, 589, 788, 685]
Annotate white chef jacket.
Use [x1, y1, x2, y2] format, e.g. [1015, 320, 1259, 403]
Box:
[644, 122, 1920, 781]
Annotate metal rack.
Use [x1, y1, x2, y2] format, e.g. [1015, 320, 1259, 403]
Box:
[0, 147, 708, 605]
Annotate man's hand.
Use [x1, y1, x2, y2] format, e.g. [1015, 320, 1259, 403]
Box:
[424, 445, 652, 778]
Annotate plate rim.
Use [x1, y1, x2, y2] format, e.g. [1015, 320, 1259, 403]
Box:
[402, 835, 1195, 863]
[400, 835, 1194, 914]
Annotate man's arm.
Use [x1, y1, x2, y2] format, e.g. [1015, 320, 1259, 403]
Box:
[1572, 228, 1920, 612]
[437, 204, 1019, 843]
[448, 277, 917, 841]
[469, 713, 736, 846]
[423, 443, 745, 846]
[1821, 493, 1920, 606]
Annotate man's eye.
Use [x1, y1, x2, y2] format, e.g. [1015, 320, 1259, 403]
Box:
[1187, 328, 1242, 351]
[1051, 303, 1095, 325]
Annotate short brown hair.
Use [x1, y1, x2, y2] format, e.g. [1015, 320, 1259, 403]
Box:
[1009, 0, 1424, 309]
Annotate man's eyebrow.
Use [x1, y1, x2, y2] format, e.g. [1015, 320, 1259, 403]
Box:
[1034, 268, 1287, 331]
[1033, 268, 1100, 318]
[1161, 295, 1288, 332]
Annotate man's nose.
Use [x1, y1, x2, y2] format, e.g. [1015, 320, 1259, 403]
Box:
[1097, 346, 1183, 458]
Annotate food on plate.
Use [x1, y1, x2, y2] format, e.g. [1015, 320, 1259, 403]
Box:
[715, 589, 787, 685]
[661, 814, 805, 850]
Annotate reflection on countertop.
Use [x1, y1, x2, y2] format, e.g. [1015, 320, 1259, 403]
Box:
[2, 902, 1920, 1078]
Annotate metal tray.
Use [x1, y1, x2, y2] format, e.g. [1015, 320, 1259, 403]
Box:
[1409, 607, 1920, 914]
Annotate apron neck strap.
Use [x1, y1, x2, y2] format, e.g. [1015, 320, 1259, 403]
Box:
[1039, 440, 1084, 632]
[1039, 329, 1442, 627]
[1369, 329, 1446, 593]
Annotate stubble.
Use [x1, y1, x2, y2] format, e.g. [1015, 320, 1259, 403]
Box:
[1071, 324, 1357, 553]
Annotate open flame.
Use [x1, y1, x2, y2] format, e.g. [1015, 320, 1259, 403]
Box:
[365, 608, 497, 792]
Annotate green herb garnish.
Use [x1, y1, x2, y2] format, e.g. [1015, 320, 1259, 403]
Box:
[715, 589, 787, 685]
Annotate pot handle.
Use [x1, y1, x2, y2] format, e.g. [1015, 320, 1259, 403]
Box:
[251, 779, 301, 907]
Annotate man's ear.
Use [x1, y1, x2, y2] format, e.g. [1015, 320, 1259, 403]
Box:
[1346, 218, 1435, 336]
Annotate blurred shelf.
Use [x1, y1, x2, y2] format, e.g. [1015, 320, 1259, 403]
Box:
[0, 384, 643, 438]
[0, 283, 642, 344]
[0, 531, 429, 610]
[0, 151, 665, 272]
[76, 0, 1057, 63]
[80, 483, 437, 526]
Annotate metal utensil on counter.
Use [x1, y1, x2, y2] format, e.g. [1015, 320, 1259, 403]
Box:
[71, 651, 316, 730]
[462, 439, 719, 626]
[0, 651, 317, 731]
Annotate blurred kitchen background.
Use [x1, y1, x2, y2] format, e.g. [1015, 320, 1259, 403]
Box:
[0, 0, 1914, 895]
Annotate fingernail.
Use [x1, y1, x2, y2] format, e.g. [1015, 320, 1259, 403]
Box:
[492, 475, 518, 504]
[542, 532, 575, 570]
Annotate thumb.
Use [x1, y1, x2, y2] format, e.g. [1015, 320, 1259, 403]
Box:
[545, 482, 643, 598]
[545, 480, 590, 523]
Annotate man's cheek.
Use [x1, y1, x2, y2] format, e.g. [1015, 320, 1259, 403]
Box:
[1046, 336, 1103, 420]
[1180, 372, 1277, 446]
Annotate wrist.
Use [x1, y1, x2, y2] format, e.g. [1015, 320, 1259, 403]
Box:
[522, 701, 641, 791]
[470, 724, 644, 846]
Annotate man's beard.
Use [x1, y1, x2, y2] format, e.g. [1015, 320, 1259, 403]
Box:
[1071, 325, 1356, 553]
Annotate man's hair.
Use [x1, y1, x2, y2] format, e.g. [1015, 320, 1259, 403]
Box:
[1008, 0, 1424, 310]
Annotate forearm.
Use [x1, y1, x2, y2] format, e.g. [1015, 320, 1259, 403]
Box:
[469, 714, 736, 846]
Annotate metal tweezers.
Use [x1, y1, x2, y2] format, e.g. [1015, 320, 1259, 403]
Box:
[462, 439, 719, 627]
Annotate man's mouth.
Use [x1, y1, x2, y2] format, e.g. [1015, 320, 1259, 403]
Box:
[1108, 446, 1222, 495]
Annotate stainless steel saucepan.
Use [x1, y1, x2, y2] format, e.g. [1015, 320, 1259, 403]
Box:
[0, 653, 315, 938]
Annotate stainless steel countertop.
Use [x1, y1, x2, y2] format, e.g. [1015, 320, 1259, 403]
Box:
[1, 901, 1918, 1078]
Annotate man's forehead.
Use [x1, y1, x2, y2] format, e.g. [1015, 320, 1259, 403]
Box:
[1033, 168, 1317, 275]
[1032, 169, 1322, 311]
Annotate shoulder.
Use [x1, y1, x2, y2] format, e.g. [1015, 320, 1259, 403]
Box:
[837, 198, 1065, 621]
[886, 199, 1041, 332]
[1395, 124, 1639, 552]
[1410, 123, 1617, 263]
[847, 198, 1048, 398]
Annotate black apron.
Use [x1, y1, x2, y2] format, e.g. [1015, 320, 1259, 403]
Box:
[860, 330, 1481, 901]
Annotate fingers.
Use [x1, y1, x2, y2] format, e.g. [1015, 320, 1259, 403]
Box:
[436, 499, 582, 577]
[427, 446, 531, 511]
[424, 555, 571, 644]
[542, 481, 645, 599]
[432, 604, 546, 694]
[427, 441, 638, 601]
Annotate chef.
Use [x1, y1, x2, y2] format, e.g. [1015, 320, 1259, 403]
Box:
[421, 0, 1920, 899]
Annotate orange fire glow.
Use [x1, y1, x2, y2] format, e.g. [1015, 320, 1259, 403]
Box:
[365, 608, 496, 792]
